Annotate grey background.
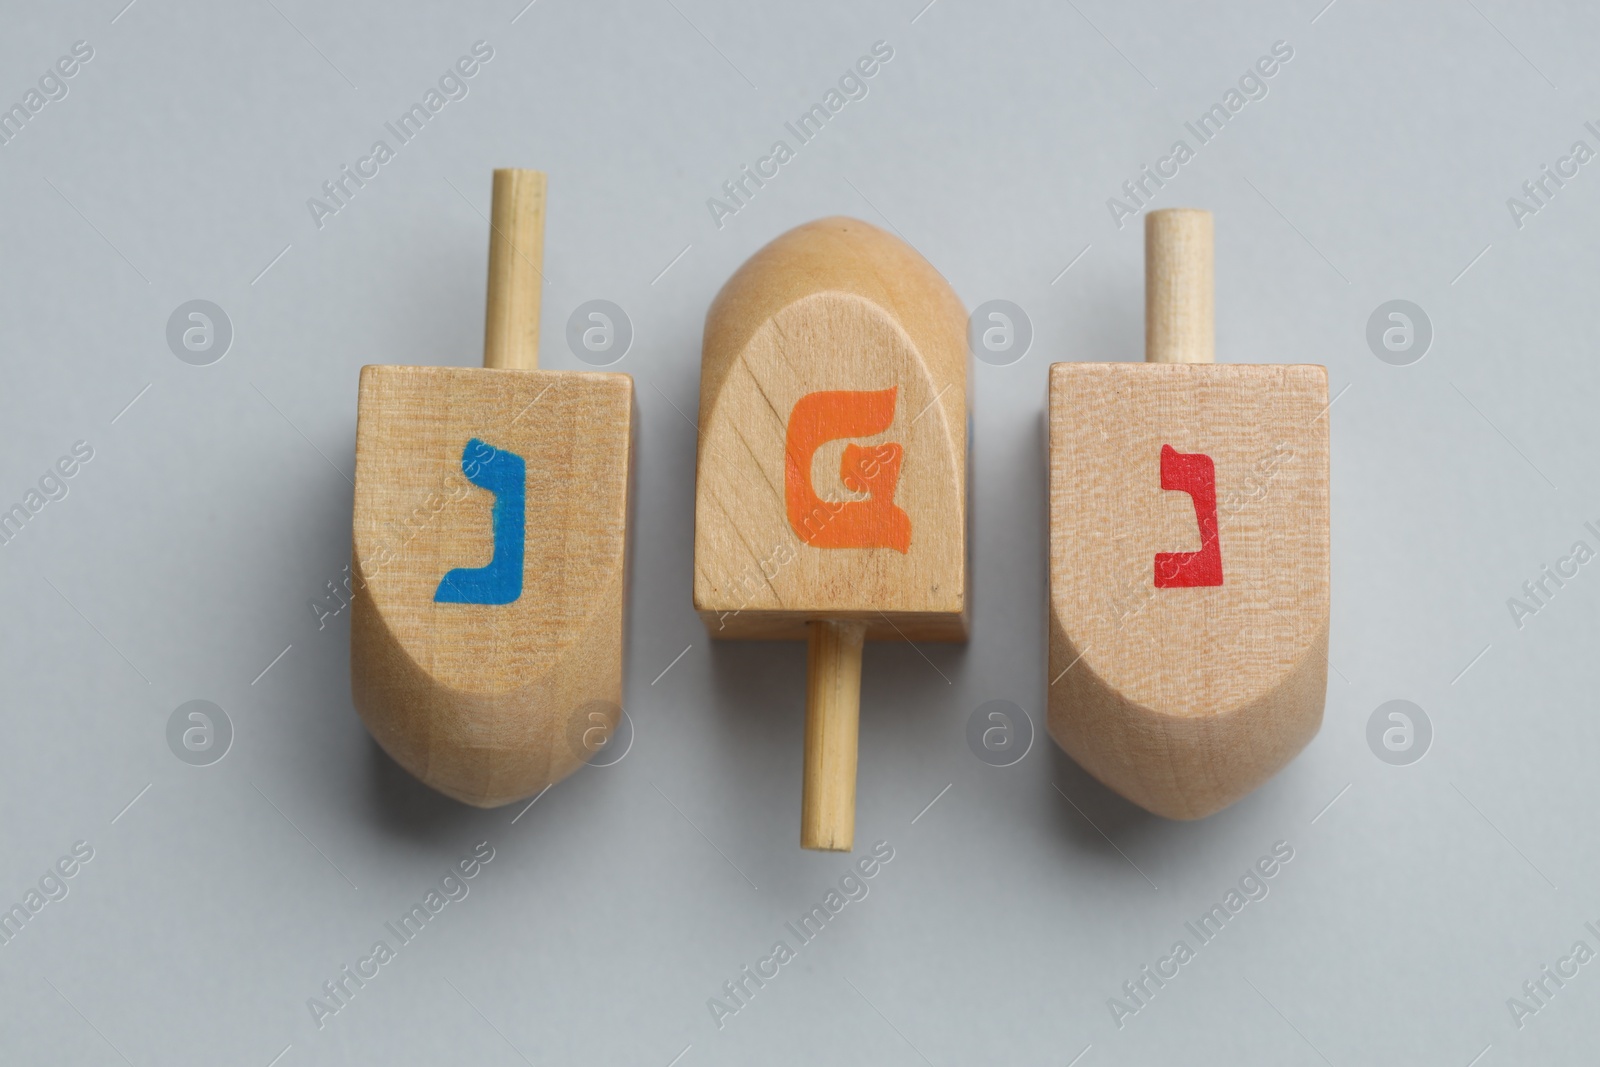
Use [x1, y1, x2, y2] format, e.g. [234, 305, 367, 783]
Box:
[0, 0, 1595, 1064]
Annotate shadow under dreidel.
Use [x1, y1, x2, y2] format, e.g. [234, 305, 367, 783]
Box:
[859, 635, 971, 744]
[359, 737, 497, 846]
[703, 637, 805, 804]
[1044, 739, 1170, 865]
[702, 628, 971, 830]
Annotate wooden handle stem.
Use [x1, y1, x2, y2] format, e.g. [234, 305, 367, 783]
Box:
[1145, 208, 1214, 365]
[483, 168, 546, 371]
[801, 619, 866, 851]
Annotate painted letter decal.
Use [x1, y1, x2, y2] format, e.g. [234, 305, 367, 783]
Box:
[435, 438, 525, 605]
[784, 387, 911, 552]
[1154, 444, 1223, 588]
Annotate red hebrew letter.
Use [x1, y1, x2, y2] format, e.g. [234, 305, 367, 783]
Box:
[784, 388, 911, 553]
[1154, 444, 1223, 588]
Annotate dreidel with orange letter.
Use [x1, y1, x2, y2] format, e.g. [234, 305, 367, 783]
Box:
[1047, 208, 1329, 819]
[695, 218, 969, 851]
[350, 170, 634, 807]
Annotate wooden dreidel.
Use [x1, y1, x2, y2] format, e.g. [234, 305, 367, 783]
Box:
[350, 169, 634, 807]
[1046, 208, 1329, 819]
[694, 218, 969, 851]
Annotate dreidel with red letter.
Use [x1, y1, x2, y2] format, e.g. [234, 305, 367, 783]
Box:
[694, 218, 969, 851]
[350, 170, 634, 807]
[1047, 208, 1329, 819]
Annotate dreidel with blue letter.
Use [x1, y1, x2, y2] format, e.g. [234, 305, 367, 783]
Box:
[694, 218, 969, 851]
[351, 170, 634, 807]
[1047, 208, 1329, 819]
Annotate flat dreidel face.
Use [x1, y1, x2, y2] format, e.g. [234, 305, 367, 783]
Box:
[693, 217, 969, 642]
[351, 364, 633, 808]
[1047, 361, 1329, 819]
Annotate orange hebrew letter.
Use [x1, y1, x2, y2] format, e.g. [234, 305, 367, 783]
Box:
[784, 387, 911, 553]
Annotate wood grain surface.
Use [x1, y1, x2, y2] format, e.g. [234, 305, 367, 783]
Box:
[352, 367, 633, 807]
[1046, 208, 1329, 819]
[693, 216, 969, 642]
[350, 169, 634, 808]
[482, 169, 546, 371]
[695, 216, 969, 850]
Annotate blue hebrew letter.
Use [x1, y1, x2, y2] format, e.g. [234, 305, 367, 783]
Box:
[434, 438, 525, 605]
